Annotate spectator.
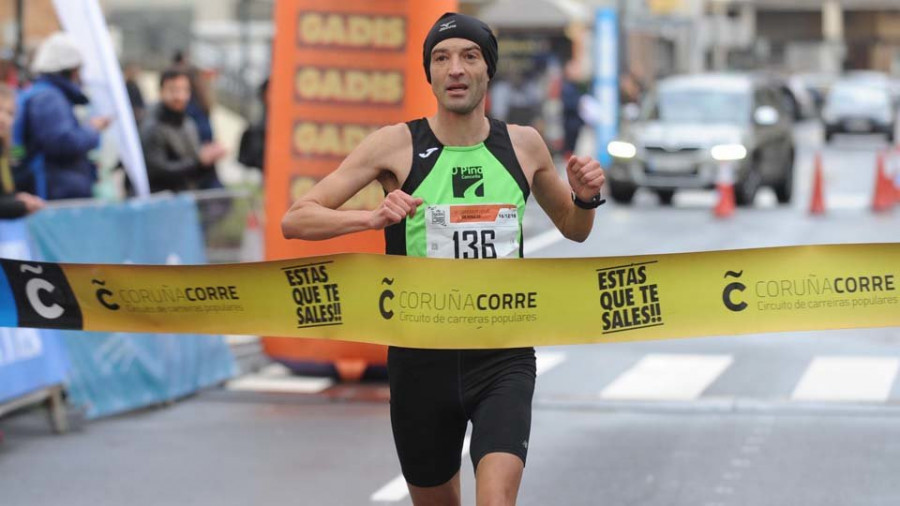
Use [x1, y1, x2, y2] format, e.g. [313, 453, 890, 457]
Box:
[560, 62, 585, 158]
[237, 78, 268, 174]
[172, 50, 215, 144]
[620, 71, 645, 106]
[140, 68, 226, 193]
[15, 32, 111, 200]
[123, 62, 146, 125]
[0, 84, 43, 218]
[505, 70, 543, 126]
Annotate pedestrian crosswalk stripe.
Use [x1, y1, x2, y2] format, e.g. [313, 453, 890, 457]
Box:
[600, 354, 733, 401]
[791, 357, 899, 402]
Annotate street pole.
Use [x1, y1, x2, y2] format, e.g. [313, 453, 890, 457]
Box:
[239, 0, 251, 118]
[617, 0, 627, 79]
[713, 0, 727, 70]
[14, 0, 25, 84]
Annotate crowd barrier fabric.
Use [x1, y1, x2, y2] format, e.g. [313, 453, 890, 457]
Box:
[21, 196, 236, 418]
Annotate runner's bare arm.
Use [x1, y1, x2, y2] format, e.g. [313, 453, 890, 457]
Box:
[281, 124, 422, 240]
[511, 125, 604, 242]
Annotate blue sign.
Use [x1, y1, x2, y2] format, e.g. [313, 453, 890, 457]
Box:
[593, 8, 619, 167]
[0, 219, 69, 404]
[26, 195, 236, 418]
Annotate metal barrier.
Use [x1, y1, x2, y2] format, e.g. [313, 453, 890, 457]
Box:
[191, 187, 264, 264]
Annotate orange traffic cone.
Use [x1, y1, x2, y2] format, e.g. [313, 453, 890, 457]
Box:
[872, 150, 894, 213]
[713, 162, 735, 218]
[895, 175, 900, 205]
[809, 152, 826, 215]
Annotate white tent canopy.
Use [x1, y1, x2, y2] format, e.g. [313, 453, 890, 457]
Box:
[479, 0, 593, 30]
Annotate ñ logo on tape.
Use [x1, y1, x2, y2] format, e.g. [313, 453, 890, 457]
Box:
[379, 278, 395, 320]
[92, 279, 120, 311]
[722, 270, 748, 312]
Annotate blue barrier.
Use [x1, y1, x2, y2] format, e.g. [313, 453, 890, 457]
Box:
[26, 195, 237, 418]
[0, 220, 69, 404]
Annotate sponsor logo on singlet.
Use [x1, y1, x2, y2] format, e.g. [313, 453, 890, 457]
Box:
[451, 165, 484, 198]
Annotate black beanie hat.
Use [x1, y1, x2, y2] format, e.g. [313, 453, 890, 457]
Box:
[423, 12, 498, 83]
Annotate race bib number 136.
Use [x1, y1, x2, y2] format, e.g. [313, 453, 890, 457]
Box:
[425, 204, 520, 259]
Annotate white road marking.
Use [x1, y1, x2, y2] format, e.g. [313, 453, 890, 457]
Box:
[536, 351, 567, 376]
[822, 193, 870, 210]
[223, 334, 259, 346]
[369, 474, 409, 502]
[226, 363, 333, 394]
[791, 357, 899, 402]
[371, 351, 567, 503]
[600, 354, 733, 401]
[524, 228, 565, 255]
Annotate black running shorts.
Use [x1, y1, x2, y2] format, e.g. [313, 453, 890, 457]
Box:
[388, 346, 536, 488]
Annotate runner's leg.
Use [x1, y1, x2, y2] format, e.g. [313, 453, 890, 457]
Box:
[475, 453, 524, 506]
[408, 472, 462, 506]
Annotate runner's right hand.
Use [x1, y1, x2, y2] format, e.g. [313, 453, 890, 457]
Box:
[369, 190, 423, 230]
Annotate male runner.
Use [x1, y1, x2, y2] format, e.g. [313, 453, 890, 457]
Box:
[282, 12, 605, 506]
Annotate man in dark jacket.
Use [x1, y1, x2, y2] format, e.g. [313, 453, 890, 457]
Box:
[0, 84, 43, 218]
[140, 68, 226, 193]
[237, 78, 268, 174]
[18, 32, 111, 200]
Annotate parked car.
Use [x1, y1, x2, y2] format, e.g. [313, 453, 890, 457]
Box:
[606, 73, 795, 206]
[792, 72, 838, 115]
[822, 79, 896, 143]
[756, 71, 818, 121]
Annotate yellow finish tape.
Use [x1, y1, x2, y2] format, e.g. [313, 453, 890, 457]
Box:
[1, 243, 897, 348]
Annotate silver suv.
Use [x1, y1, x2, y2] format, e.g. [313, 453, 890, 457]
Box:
[607, 73, 795, 206]
[822, 77, 896, 143]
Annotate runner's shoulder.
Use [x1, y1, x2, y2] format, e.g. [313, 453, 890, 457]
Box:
[359, 122, 412, 155]
[506, 123, 547, 163]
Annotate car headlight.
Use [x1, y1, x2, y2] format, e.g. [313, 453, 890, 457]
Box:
[607, 141, 637, 159]
[710, 144, 747, 162]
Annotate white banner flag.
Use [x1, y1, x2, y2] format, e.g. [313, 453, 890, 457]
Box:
[51, 0, 150, 197]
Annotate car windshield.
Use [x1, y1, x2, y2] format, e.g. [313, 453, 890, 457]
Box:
[646, 88, 750, 124]
[827, 85, 889, 108]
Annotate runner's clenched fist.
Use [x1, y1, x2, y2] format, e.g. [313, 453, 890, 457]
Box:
[566, 155, 606, 202]
[370, 190, 424, 230]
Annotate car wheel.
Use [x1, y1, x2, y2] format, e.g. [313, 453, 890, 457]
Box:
[887, 126, 895, 144]
[824, 128, 835, 143]
[609, 181, 637, 204]
[734, 159, 761, 207]
[773, 147, 794, 204]
[656, 189, 675, 206]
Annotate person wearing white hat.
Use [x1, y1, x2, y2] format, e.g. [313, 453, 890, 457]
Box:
[14, 32, 111, 200]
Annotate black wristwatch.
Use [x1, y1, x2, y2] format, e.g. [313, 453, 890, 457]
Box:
[572, 191, 606, 210]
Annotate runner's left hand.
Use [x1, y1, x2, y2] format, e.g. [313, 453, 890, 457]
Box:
[566, 155, 605, 202]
